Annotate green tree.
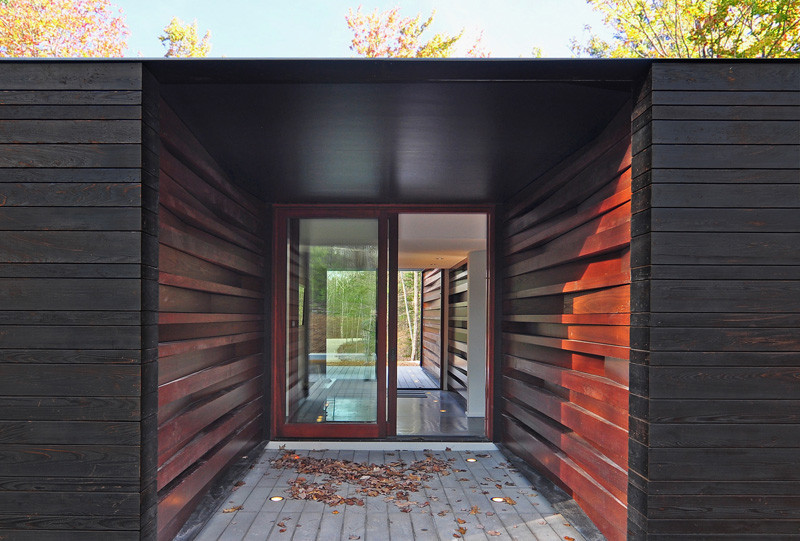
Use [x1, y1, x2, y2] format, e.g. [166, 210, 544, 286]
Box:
[0, 0, 128, 57]
[159, 16, 211, 57]
[345, 6, 489, 57]
[572, 0, 800, 58]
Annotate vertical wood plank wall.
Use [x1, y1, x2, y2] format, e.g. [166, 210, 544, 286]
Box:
[156, 101, 266, 540]
[0, 63, 155, 540]
[629, 63, 800, 539]
[447, 260, 469, 401]
[420, 268, 443, 382]
[500, 103, 632, 541]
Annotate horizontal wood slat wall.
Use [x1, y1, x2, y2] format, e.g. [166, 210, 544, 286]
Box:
[500, 102, 632, 541]
[447, 260, 469, 402]
[0, 63, 154, 541]
[629, 62, 800, 540]
[157, 100, 266, 541]
[420, 268, 443, 382]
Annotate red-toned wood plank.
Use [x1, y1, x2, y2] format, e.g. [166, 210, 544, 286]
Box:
[157, 417, 261, 541]
[158, 312, 262, 325]
[159, 103, 262, 218]
[159, 271, 262, 299]
[157, 399, 261, 490]
[505, 172, 631, 254]
[159, 285, 262, 314]
[158, 354, 262, 405]
[159, 245, 262, 292]
[504, 355, 628, 411]
[158, 338, 262, 385]
[503, 398, 628, 499]
[503, 376, 628, 461]
[158, 376, 262, 464]
[158, 331, 263, 358]
[159, 171, 263, 252]
[502, 331, 629, 360]
[159, 207, 263, 275]
[502, 416, 627, 541]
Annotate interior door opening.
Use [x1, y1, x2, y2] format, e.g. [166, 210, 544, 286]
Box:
[394, 213, 488, 439]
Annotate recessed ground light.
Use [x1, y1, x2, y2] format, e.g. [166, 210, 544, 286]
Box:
[270, 496, 285, 502]
[440, 409, 447, 413]
[466, 458, 478, 463]
[491, 497, 506, 503]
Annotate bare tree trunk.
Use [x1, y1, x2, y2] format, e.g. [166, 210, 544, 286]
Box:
[400, 272, 413, 363]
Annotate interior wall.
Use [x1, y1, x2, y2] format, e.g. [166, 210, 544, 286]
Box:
[156, 100, 267, 540]
[499, 102, 632, 540]
[420, 268, 444, 382]
[629, 62, 800, 539]
[446, 259, 469, 402]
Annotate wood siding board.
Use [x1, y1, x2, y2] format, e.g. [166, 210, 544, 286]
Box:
[632, 61, 800, 540]
[500, 100, 632, 541]
[156, 101, 266, 540]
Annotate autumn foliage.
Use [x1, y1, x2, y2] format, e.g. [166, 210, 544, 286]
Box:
[345, 6, 488, 58]
[0, 0, 128, 57]
[159, 16, 211, 57]
[573, 0, 800, 58]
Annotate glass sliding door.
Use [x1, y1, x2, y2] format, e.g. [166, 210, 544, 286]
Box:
[276, 211, 388, 438]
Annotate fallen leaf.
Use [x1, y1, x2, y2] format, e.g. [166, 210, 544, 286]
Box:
[332, 510, 339, 514]
[279, 529, 286, 533]
[438, 510, 449, 517]
[503, 497, 517, 505]
[487, 531, 502, 536]
[564, 523, 571, 527]
[457, 526, 467, 535]
[277, 522, 286, 528]
[349, 536, 360, 540]
[456, 518, 466, 524]
[222, 505, 243, 513]
[565, 537, 575, 541]
[470, 505, 480, 514]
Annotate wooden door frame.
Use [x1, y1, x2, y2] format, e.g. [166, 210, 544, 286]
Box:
[271, 203, 496, 440]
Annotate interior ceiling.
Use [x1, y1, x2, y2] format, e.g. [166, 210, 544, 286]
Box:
[398, 213, 486, 269]
[151, 59, 646, 204]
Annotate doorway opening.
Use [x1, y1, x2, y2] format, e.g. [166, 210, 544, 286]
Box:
[395, 213, 488, 438]
[273, 207, 491, 440]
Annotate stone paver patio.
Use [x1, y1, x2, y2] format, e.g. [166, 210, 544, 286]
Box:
[193, 444, 588, 541]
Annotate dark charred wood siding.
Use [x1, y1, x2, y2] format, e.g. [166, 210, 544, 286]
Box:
[156, 101, 266, 540]
[629, 62, 800, 540]
[447, 260, 469, 401]
[0, 63, 157, 540]
[421, 268, 443, 383]
[500, 103, 632, 541]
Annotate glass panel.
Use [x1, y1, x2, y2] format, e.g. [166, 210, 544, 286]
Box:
[286, 218, 379, 424]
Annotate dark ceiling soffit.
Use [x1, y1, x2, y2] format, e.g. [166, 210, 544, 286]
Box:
[142, 58, 653, 85]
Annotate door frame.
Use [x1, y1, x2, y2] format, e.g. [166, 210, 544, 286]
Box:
[271, 204, 496, 440]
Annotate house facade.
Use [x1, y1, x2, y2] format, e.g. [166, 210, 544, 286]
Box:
[0, 58, 797, 540]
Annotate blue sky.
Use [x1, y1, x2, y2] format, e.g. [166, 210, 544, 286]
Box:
[114, 0, 613, 58]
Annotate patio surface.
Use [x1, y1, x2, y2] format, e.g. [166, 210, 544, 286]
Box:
[193, 444, 588, 541]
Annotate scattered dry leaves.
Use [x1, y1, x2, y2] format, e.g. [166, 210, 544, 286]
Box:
[469, 505, 480, 514]
[270, 451, 452, 508]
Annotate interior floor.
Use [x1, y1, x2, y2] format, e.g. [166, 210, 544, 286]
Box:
[397, 364, 438, 389]
[397, 390, 485, 438]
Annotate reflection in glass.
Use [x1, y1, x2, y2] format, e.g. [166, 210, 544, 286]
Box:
[286, 219, 378, 423]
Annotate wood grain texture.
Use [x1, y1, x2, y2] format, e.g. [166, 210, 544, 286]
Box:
[630, 61, 800, 540]
[420, 268, 443, 382]
[500, 101, 632, 541]
[156, 100, 266, 541]
[0, 62, 152, 541]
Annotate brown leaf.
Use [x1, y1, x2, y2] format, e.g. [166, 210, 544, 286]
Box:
[277, 522, 286, 528]
[222, 505, 243, 513]
[487, 531, 502, 536]
[233, 480, 245, 488]
[349, 536, 361, 540]
[565, 537, 575, 541]
[332, 510, 339, 514]
[438, 510, 449, 517]
[470, 505, 480, 514]
[457, 526, 467, 534]
[279, 529, 287, 533]
[456, 518, 466, 524]
[503, 497, 517, 505]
